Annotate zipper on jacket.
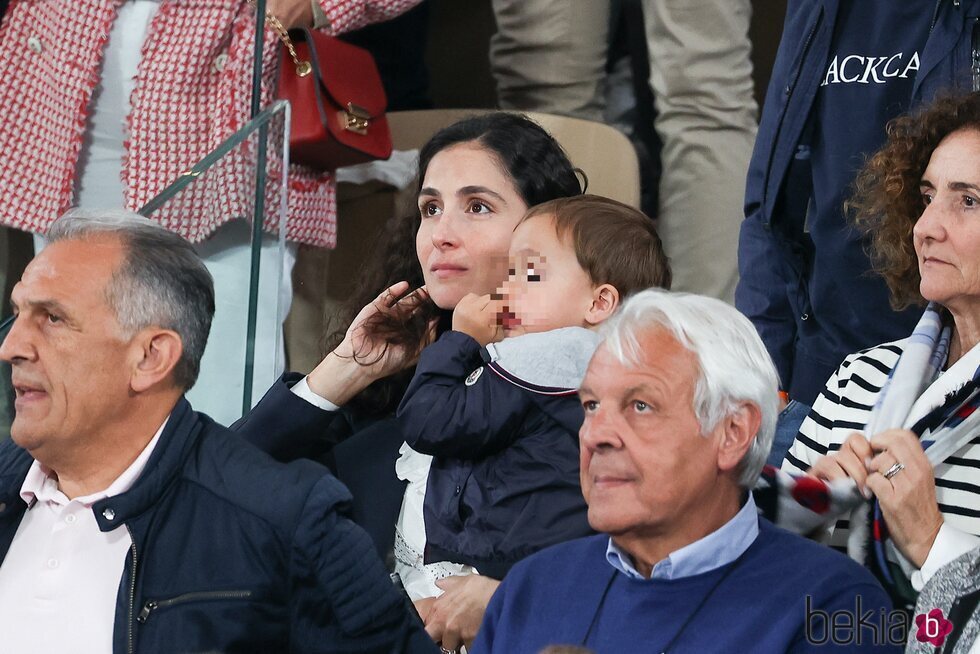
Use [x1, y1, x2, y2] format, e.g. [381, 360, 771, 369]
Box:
[126, 525, 138, 654]
[137, 590, 254, 624]
[932, 0, 962, 37]
[932, 0, 944, 34]
[762, 11, 822, 225]
[791, 17, 820, 97]
[972, 17, 980, 91]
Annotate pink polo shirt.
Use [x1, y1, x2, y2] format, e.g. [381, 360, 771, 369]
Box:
[0, 419, 166, 653]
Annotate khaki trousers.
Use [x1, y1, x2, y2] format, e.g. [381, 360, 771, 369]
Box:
[490, 0, 757, 302]
[644, 0, 756, 302]
[490, 0, 610, 121]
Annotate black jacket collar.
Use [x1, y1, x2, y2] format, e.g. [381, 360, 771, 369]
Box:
[0, 398, 202, 533]
[91, 398, 202, 531]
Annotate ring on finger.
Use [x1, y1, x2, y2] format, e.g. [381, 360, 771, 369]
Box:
[883, 462, 905, 480]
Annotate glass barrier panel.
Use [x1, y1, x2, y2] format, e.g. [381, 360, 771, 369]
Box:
[139, 100, 291, 427]
[0, 102, 290, 440]
[0, 8, 283, 438]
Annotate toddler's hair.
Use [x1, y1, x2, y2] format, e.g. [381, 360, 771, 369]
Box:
[521, 194, 671, 296]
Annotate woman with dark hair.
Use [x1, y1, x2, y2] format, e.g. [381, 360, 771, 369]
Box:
[780, 93, 980, 613]
[237, 112, 583, 648]
[313, 112, 585, 418]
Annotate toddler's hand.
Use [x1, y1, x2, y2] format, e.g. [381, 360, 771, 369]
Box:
[452, 293, 504, 346]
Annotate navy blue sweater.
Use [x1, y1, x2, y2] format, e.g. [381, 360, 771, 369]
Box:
[473, 520, 901, 653]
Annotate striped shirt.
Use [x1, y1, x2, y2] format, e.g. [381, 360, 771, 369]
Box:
[781, 338, 980, 550]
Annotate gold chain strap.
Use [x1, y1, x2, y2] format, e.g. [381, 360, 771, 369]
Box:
[251, 1, 312, 77]
[251, 1, 372, 135]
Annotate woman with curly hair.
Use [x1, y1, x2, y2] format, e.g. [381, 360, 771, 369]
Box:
[780, 92, 980, 611]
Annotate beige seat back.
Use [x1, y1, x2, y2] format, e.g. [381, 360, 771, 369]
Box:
[388, 109, 641, 208]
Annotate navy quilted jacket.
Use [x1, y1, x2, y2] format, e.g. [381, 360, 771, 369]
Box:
[0, 398, 437, 654]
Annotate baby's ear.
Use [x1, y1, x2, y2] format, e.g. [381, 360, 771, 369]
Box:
[585, 284, 619, 326]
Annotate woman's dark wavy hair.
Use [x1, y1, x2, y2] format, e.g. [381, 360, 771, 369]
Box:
[849, 92, 980, 310]
[324, 112, 583, 414]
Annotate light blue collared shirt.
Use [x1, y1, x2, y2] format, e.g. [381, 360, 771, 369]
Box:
[605, 494, 760, 580]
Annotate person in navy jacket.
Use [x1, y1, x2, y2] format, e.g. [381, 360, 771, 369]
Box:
[736, 0, 980, 456]
[0, 210, 436, 654]
[233, 113, 589, 649]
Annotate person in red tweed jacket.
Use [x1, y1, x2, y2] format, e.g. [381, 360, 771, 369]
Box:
[0, 0, 420, 424]
[0, 0, 418, 245]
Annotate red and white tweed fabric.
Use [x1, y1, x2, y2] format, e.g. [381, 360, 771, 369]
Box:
[0, 0, 419, 247]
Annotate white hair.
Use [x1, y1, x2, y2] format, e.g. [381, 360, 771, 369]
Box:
[598, 289, 779, 488]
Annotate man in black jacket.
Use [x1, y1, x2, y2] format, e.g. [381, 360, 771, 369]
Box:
[0, 209, 436, 653]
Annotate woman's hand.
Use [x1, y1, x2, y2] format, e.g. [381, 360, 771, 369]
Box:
[306, 282, 435, 405]
[266, 0, 314, 29]
[809, 430, 944, 568]
[452, 293, 504, 347]
[809, 432, 875, 496]
[424, 575, 500, 652]
[865, 429, 944, 568]
[413, 597, 436, 623]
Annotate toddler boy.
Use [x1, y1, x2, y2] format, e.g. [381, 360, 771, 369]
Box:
[395, 195, 671, 598]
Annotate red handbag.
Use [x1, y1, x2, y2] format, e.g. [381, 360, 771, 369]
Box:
[272, 21, 392, 171]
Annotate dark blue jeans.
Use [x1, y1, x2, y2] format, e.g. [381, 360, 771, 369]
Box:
[767, 399, 811, 467]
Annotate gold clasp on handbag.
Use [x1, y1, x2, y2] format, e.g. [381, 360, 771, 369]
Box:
[340, 103, 371, 135]
[294, 60, 312, 77]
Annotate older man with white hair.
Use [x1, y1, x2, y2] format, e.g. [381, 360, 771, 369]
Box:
[472, 290, 899, 653]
